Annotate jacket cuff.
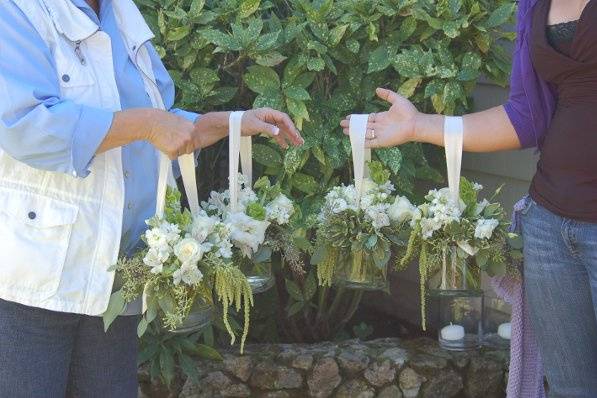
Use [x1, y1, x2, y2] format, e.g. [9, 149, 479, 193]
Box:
[71, 105, 114, 178]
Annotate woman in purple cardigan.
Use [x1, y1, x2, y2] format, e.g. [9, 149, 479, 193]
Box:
[342, 0, 597, 396]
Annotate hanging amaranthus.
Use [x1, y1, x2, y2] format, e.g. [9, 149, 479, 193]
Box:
[214, 265, 254, 353]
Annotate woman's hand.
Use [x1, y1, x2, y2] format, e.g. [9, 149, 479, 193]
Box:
[242, 108, 304, 149]
[340, 87, 420, 148]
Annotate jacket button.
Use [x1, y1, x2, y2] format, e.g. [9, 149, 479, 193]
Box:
[62, 74, 70, 82]
[28, 211, 36, 220]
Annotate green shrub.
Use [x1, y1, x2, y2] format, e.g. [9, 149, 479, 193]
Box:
[136, 0, 515, 380]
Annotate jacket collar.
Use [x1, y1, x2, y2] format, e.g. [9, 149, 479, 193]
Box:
[39, 0, 154, 49]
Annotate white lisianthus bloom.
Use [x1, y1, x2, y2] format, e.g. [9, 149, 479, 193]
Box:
[420, 218, 441, 240]
[474, 218, 500, 240]
[227, 212, 270, 257]
[145, 228, 169, 251]
[365, 204, 391, 229]
[388, 196, 416, 223]
[361, 178, 378, 194]
[174, 238, 204, 264]
[266, 194, 295, 225]
[172, 262, 204, 286]
[473, 182, 484, 191]
[475, 199, 490, 216]
[143, 247, 170, 274]
[331, 198, 349, 214]
[190, 214, 217, 243]
[161, 222, 181, 243]
[457, 240, 479, 256]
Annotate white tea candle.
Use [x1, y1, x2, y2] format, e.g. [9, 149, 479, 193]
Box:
[498, 322, 511, 340]
[440, 323, 465, 341]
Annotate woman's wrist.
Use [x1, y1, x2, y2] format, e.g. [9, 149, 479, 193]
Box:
[413, 113, 445, 146]
[195, 111, 232, 140]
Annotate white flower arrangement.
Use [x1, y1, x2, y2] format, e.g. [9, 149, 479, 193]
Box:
[312, 161, 415, 288]
[400, 177, 515, 330]
[202, 174, 295, 259]
[104, 188, 254, 353]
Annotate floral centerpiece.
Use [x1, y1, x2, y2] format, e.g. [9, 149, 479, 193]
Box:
[400, 177, 515, 330]
[203, 173, 297, 293]
[104, 187, 254, 352]
[312, 161, 416, 290]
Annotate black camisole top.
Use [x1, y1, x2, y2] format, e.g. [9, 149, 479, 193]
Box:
[529, 0, 597, 222]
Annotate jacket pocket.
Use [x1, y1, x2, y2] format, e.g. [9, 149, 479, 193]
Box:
[0, 188, 79, 298]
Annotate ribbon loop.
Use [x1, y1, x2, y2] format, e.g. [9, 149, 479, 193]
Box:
[444, 116, 464, 207]
[349, 114, 372, 200]
[228, 111, 248, 212]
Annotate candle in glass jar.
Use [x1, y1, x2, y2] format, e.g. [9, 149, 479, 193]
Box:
[498, 322, 511, 340]
[440, 323, 465, 341]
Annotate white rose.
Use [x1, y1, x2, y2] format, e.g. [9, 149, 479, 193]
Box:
[474, 218, 500, 240]
[172, 262, 204, 286]
[143, 247, 170, 274]
[174, 238, 204, 264]
[388, 196, 416, 223]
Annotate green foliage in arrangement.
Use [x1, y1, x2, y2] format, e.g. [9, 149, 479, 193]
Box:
[135, 0, 516, 373]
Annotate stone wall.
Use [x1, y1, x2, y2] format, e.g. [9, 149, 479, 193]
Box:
[139, 338, 509, 398]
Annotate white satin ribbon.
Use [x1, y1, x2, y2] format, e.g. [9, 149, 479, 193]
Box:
[349, 114, 371, 200]
[228, 111, 251, 212]
[444, 116, 464, 207]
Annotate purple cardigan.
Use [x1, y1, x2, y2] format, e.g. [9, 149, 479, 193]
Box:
[494, 2, 552, 397]
[503, 0, 556, 149]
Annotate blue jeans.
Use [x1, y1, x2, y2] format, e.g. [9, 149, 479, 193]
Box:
[521, 198, 597, 398]
[0, 299, 139, 398]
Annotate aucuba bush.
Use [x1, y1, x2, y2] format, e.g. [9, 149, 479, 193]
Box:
[136, 0, 515, 347]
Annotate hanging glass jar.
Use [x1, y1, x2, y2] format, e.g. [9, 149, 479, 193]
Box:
[483, 296, 511, 349]
[168, 298, 213, 334]
[237, 255, 274, 294]
[333, 250, 389, 291]
[428, 245, 484, 351]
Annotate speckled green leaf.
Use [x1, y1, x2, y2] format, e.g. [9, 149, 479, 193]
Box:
[346, 38, 360, 53]
[458, 52, 482, 81]
[189, 0, 205, 17]
[486, 3, 515, 28]
[292, 173, 319, 194]
[398, 16, 417, 41]
[328, 24, 348, 46]
[367, 44, 392, 74]
[200, 29, 241, 51]
[253, 144, 283, 167]
[255, 51, 287, 66]
[398, 78, 422, 98]
[284, 86, 311, 101]
[393, 49, 421, 78]
[376, 147, 402, 174]
[244, 65, 280, 95]
[167, 26, 190, 41]
[256, 31, 280, 51]
[240, 0, 261, 18]
[306, 56, 325, 71]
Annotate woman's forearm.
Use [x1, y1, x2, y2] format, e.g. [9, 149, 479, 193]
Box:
[414, 105, 522, 152]
[97, 108, 164, 154]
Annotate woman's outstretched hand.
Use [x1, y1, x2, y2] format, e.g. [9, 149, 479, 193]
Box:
[340, 87, 420, 148]
[242, 108, 304, 149]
